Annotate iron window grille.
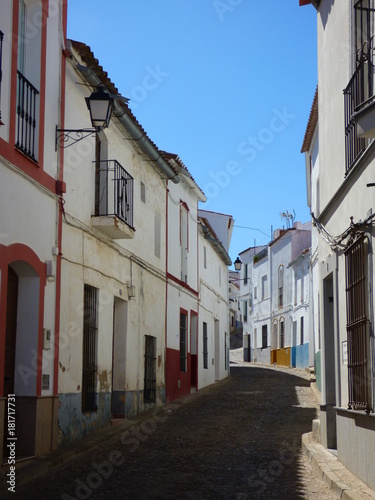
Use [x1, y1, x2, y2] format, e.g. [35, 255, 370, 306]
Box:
[300, 316, 304, 345]
[144, 336, 157, 404]
[0, 30, 4, 123]
[344, 0, 375, 174]
[262, 324, 267, 349]
[16, 71, 39, 162]
[280, 320, 285, 349]
[345, 232, 371, 413]
[180, 312, 187, 372]
[203, 322, 208, 369]
[95, 160, 134, 230]
[278, 266, 284, 308]
[82, 284, 98, 412]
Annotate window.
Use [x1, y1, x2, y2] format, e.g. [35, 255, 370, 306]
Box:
[154, 212, 161, 258]
[244, 264, 248, 285]
[204, 246, 207, 269]
[278, 266, 284, 308]
[301, 275, 305, 303]
[254, 286, 257, 300]
[180, 311, 188, 371]
[261, 275, 267, 300]
[219, 265, 221, 287]
[15, 0, 41, 161]
[140, 181, 146, 203]
[203, 322, 208, 369]
[243, 300, 248, 323]
[180, 204, 188, 283]
[144, 336, 157, 403]
[262, 325, 267, 349]
[272, 320, 278, 349]
[82, 285, 98, 412]
[279, 318, 284, 349]
[300, 317, 304, 345]
[345, 234, 371, 413]
[294, 275, 298, 306]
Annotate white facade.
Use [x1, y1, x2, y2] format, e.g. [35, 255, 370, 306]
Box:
[238, 245, 267, 362]
[0, 0, 67, 459]
[239, 224, 311, 367]
[165, 154, 204, 402]
[57, 40, 178, 444]
[198, 211, 233, 388]
[301, 0, 375, 489]
[229, 271, 241, 332]
[301, 87, 321, 387]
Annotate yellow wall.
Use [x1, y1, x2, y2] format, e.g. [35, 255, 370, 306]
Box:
[271, 348, 290, 367]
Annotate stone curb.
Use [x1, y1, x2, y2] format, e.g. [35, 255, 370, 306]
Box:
[302, 432, 375, 500]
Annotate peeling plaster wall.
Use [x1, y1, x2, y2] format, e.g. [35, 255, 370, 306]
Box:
[58, 55, 168, 445]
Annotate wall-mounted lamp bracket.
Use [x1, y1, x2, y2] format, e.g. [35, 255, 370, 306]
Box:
[55, 126, 97, 150]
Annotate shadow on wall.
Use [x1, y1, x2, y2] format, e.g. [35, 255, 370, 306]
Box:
[320, 0, 334, 30]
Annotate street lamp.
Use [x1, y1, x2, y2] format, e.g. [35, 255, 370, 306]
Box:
[56, 86, 115, 149]
[234, 256, 242, 271]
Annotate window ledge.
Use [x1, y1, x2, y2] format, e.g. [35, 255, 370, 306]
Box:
[334, 406, 375, 417]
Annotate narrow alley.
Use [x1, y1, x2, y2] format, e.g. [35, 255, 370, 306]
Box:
[7, 365, 338, 500]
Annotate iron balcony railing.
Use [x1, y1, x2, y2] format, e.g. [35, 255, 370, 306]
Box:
[16, 71, 39, 162]
[343, 57, 373, 174]
[0, 30, 4, 123]
[96, 160, 134, 230]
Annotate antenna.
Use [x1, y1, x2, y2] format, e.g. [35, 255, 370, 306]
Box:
[280, 210, 296, 229]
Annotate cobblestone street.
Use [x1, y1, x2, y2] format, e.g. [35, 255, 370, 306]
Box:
[7, 365, 338, 500]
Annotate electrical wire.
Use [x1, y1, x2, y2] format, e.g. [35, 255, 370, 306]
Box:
[311, 211, 375, 250]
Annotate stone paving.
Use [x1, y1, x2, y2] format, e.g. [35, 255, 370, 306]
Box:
[1, 362, 341, 500]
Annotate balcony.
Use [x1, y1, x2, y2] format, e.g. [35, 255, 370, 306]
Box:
[16, 71, 39, 162]
[91, 160, 135, 239]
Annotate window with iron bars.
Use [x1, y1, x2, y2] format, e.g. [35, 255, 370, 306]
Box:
[180, 312, 188, 372]
[262, 324, 268, 349]
[345, 233, 372, 413]
[203, 322, 208, 369]
[82, 284, 98, 412]
[144, 336, 157, 404]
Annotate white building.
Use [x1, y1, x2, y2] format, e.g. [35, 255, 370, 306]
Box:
[301, 0, 375, 489]
[238, 245, 268, 362]
[57, 40, 178, 444]
[269, 224, 311, 366]
[0, 0, 67, 459]
[301, 87, 321, 388]
[163, 153, 205, 402]
[198, 210, 233, 388]
[238, 224, 311, 367]
[229, 271, 241, 333]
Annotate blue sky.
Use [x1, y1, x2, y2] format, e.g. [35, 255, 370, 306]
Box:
[67, 1, 317, 265]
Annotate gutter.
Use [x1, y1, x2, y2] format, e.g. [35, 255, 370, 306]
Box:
[76, 64, 179, 184]
[201, 225, 232, 266]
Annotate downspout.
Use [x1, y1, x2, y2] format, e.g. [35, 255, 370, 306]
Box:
[76, 64, 179, 185]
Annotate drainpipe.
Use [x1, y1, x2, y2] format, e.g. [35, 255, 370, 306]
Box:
[76, 64, 179, 184]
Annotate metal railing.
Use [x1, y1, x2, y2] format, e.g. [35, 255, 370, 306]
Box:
[82, 284, 98, 412]
[144, 336, 157, 404]
[0, 30, 4, 123]
[16, 71, 39, 161]
[345, 233, 371, 413]
[344, 57, 372, 174]
[96, 160, 134, 229]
